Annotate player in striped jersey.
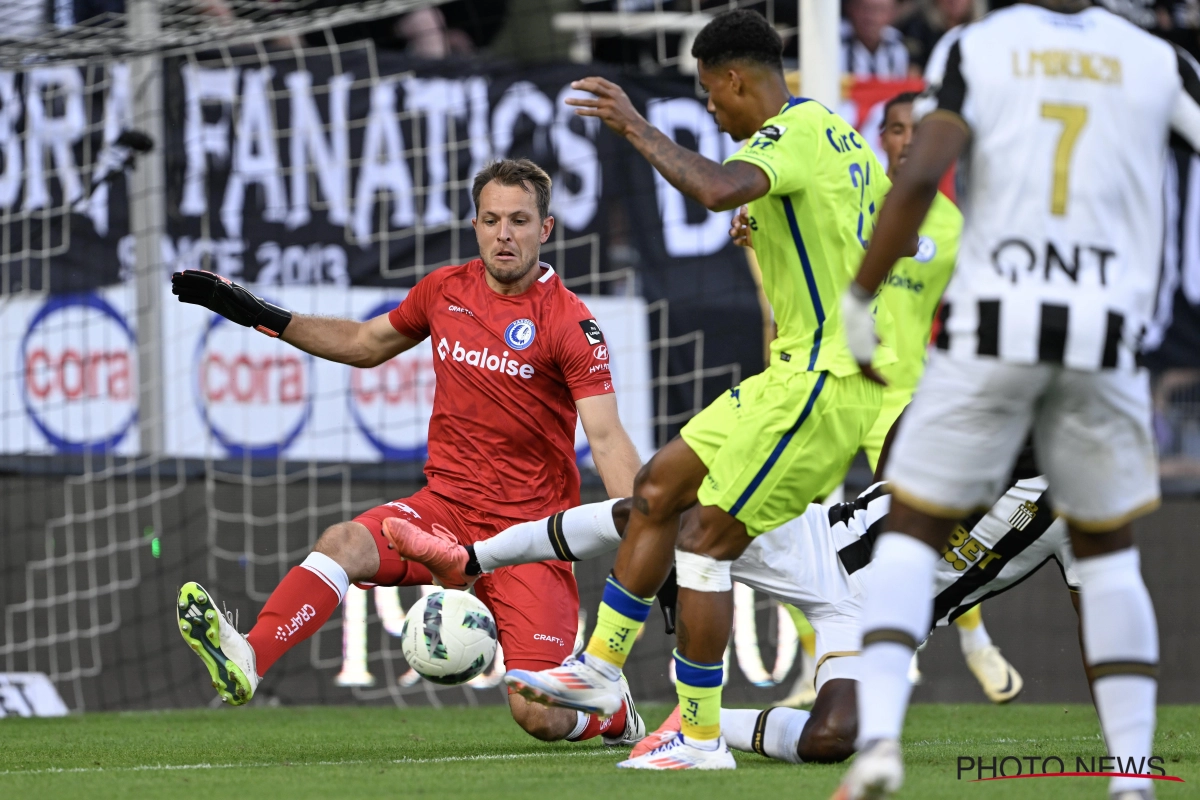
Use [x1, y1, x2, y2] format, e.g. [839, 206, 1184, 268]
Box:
[386, 462, 1074, 767]
[836, 3, 1200, 798]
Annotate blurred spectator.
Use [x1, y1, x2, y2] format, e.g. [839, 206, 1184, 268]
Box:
[899, 0, 982, 74]
[841, 0, 909, 77]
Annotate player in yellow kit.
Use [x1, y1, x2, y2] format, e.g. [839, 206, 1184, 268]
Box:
[504, 10, 894, 769]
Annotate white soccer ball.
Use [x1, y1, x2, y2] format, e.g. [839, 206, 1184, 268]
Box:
[400, 590, 498, 685]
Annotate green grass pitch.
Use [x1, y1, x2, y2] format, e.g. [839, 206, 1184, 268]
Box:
[1, 704, 1196, 799]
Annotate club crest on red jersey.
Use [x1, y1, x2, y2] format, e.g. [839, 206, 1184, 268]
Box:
[505, 318, 536, 350]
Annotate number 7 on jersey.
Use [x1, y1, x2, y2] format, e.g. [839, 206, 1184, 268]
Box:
[1041, 103, 1088, 217]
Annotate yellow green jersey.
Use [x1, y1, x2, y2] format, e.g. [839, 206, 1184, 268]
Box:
[727, 98, 893, 378]
[873, 191, 962, 392]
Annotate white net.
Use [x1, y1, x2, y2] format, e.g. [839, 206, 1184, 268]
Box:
[0, 2, 801, 712]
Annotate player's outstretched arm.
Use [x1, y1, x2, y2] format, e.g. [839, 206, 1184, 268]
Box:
[171, 269, 419, 367]
[567, 77, 769, 212]
[577, 393, 642, 498]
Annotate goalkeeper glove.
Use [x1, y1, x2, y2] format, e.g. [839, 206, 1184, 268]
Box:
[171, 270, 293, 338]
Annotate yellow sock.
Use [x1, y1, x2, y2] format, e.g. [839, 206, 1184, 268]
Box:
[955, 604, 983, 631]
[785, 604, 817, 658]
[675, 650, 723, 742]
[583, 575, 653, 670]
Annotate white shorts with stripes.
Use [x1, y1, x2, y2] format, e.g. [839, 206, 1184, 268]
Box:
[884, 351, 1160, 529]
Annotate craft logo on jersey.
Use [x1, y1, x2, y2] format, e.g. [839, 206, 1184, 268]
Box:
[1007, 500, 1038, 531]
[195, 311, 314, 459]
[579, 318, 605, 346]
[21, 293, 138, 453]
[504, 318, 536, 350]
[348, 300, 435, 461]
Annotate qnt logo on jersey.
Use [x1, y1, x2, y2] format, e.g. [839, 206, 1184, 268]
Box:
[504, 318, 536, 350]
[437, 338, 535, 379]
[21, 294, 138, 453]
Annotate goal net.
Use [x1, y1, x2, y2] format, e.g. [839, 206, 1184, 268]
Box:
[0, 0, 806, 713]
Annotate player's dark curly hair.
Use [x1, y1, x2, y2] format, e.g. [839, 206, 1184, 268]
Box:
[880, 91, 920, 130]
[691, 9, 783, 72]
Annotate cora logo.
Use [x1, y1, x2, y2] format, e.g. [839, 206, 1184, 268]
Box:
[347, 299, 436, 461]
[194, 307, 314, 459]
[21, 293, 138, 453]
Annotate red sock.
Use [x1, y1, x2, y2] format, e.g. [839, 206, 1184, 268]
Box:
[567, 702, 628, 741]
[247, 566, 341, 675]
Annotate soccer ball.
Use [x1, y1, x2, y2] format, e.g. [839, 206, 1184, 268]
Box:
[400, 590, 498, 685]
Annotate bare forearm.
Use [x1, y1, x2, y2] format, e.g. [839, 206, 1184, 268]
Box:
[282, 314, 375, 367]
[591, 431, 642, 498]
[626, 122, 758, 211]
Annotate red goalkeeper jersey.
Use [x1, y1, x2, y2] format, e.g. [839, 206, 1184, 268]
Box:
[388, 260, 614, 519]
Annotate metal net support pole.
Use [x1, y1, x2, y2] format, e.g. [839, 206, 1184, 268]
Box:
[799, 0, 840, 109]
[129, 0, 166, 455]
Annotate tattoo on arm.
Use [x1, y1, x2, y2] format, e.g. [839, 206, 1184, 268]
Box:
[631, 125, 766, 210]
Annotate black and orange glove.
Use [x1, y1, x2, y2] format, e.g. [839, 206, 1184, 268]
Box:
[171, 270, 293, 338]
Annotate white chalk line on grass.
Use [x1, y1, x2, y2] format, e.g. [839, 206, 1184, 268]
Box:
[0, 748, 616, 778]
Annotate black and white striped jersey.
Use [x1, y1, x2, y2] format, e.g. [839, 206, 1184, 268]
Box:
[733, 478, 1075, 630]
[916, 5, 1200, 371]
[840, 21, 910, 78]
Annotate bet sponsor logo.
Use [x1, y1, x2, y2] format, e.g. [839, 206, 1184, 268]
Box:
[504, 318, 536, 350]
[579, 318, 604, 346]
[195, 305, 313, 458]
[21, 293, 138, 453]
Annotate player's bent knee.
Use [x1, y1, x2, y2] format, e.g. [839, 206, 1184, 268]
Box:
[313, 522, 377, 581]
[797, 712, 857, 763]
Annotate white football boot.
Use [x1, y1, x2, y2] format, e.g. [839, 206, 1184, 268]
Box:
[602, 674, 647, 747]
[830, 738, 904, 800]
[966, 644, 1024, 704]
[504, 654, 623, 716]
[1111, 789, 1155, 800]
[177, 581, 259, 705]
[617, 733, 736, 770]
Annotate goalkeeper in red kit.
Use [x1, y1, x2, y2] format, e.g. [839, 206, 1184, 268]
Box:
[171, 158, 645, 746]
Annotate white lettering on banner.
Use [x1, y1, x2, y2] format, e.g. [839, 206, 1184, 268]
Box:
[256, 241, 349, 286]
[82, 63, 131, 236]
[20, 294, 138, 452]
[0, 72, 22, 209]
[353, 80, 416, 244]
[404, 77, 468, 226]
[645, 98, 736, 257]
[23, 67, 86, 212]
[222, 68, 287, 238]
[181, 65, 238, 218]
[551, 85, 601, 230]
[492, 81, 553, 159]
[286, 70, 352, 229]
[196, 317, 313, 457]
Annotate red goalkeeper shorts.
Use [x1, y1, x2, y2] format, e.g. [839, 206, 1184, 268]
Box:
[353, 487, 578, 672]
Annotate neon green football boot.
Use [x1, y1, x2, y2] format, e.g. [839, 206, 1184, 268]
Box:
[176, 581, 259, 705]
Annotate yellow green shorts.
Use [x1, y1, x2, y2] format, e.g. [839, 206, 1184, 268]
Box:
[681, 368, 882, 536]
[862, 383, 915, 472]
[816, 382, 914, 498]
